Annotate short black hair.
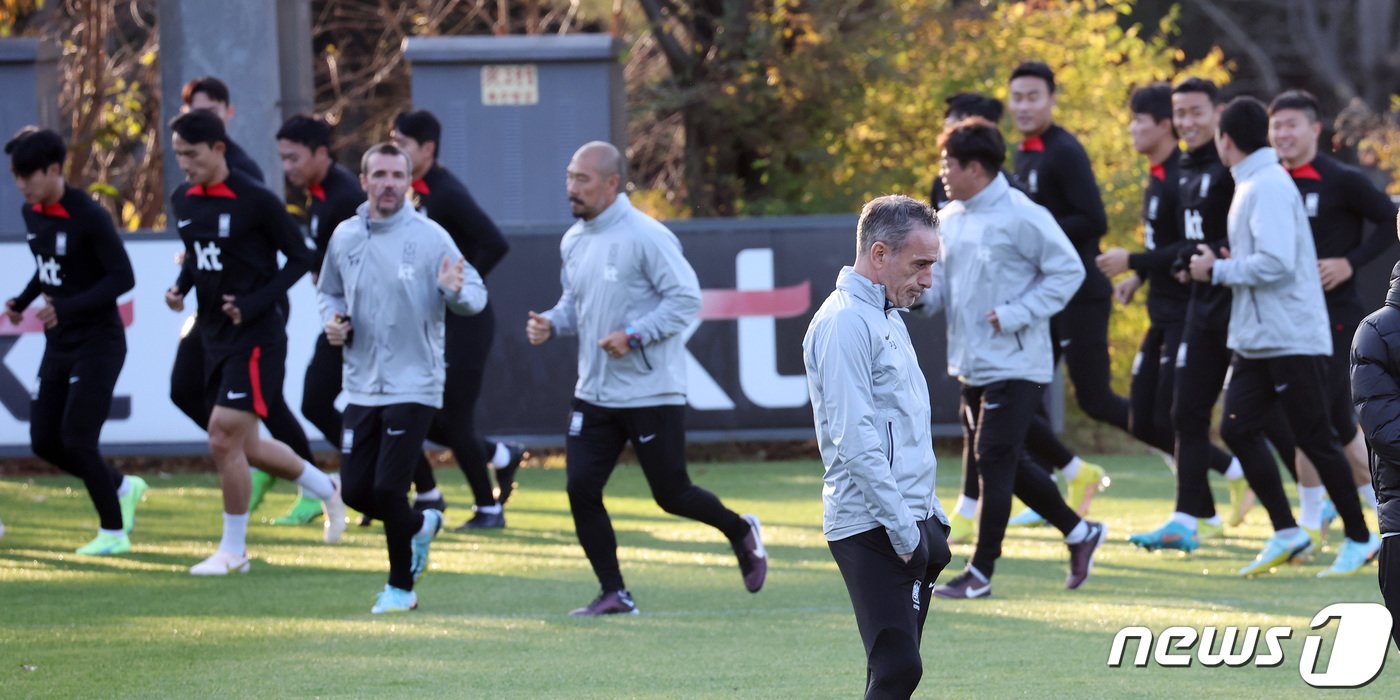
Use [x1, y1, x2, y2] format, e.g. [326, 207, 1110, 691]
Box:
[276, 114, 332, 152]
[393, 109, 441, 151]
[945, 92, 1004, 123]
[1267, 89, 1321, 123]
[5, 126, 65, 177]
[940, 118, 1005, 175]
[1010, 61, 1055, 94]
[1130, 82, 1173, 122]
[1218, 96, 1270, 154]
[1172, 77, 1220, 104]
[181, 76, 230, 107]
[169, 109, 228, 147]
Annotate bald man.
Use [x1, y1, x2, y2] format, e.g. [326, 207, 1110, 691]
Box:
[527, 142, 767, 617]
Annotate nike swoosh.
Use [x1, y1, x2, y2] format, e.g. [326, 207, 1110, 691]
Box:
[26, 233, 36, 240]
[69, 376, 80, 384]
[387, 428, 407, 436]
[227, 391, 248, 400]
[1274, 384, 1288, 393]
[638, 434, 657, 443]
[984, 403, 1002, 410]
[968, 583, 991, 597]
[178, 219, 193, 228]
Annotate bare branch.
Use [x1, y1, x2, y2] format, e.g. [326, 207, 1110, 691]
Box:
[1190, 0, 1280, 96]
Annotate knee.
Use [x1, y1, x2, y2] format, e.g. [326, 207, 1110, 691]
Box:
[30, 426, 63, 465]
[371, 485, 404, 511]
[566, 478, 603, 507]
[207, 422, 243, 462]
[868, 630, 923, 697]
[1218, 416, 1251, 450]
[652, 488, 691, 516]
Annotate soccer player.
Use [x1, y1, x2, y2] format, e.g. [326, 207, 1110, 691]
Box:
[1351, 255, 1400, 649]
[391, 109, 526, 529]
[917, 119, 1106, 599]
[3, 127, 146, 554]
[167, 110, 346, 575]
[167, 77, 316, 514]
[804, 195, 950, 699]
[1002, 62, 1112, 528]
[275, 114, 365, 527]
[1127, 78, 1275, 552]
[1188, 96, 1377, 577]
[1100, 84, 1243, 551]
[319, 142, 487, 613]
[1268, 89, 1396, 540]
[930, 93, 1005, 209]
[526, 141, 766, 616]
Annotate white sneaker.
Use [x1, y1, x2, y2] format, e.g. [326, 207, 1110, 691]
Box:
[190, 550, 251, 576]
[323, 475, 347, 545]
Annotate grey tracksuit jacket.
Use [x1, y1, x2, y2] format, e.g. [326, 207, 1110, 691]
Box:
[911, 173, 1084, 386]
[317, 201, 487, 408]
[803, 267, 947, 556]
[541, 193, 700, 408]
[1211, 147, 1332, 359]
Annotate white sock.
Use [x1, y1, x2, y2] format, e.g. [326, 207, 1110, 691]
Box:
[220, 512, 249, 555]
[416, 488, 442, 502]
[967, 564, 989, 583]
[99, 527, 124, 538]
[1276, 526, 1301, 540]
[1204, 515, 1222, 527]
[1224, 457, 1244, 481]
[1170, 512, 1198, 529]
[1065, 519, 1089, 544]
[1061, 457, 1082, 482]
[491, 442, 511, 468]
[295, 461, 335, 501]
[1298, 485, 1326, 530]
[955, 496, 978, 519]
[1359, 484, 1378, 511]
[476, 504, 502, 515]
[115, 476, 131, 498]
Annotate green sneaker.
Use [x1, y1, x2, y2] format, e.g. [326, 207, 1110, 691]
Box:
[273, 495, 324, 525]
[76, 531, 131, 555]
[119, 475, 148, 533]
[948, 512, 977, 545]
[248, 469, 276, 513]
[1227, 479, 1254, 527]
[1197, 520, 1224, 541]
[1238, 529, 1312, 576]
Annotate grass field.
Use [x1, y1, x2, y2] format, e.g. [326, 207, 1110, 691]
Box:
[1, 454, 1395, 698]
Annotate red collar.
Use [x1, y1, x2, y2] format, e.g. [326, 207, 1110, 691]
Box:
[1149, 163, 1166, 181]
[308, 183, 326, 201]
[411, 179, 431, 195]
[1287, 162, 1322, 181]
[187, 182, 237, 198]
[1019, 135, 1045, 152]
[32, 201, 70, 218]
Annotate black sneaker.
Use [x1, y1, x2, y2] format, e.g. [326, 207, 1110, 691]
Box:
[494, 442, 528, 505]
[569, 589, 638, 617]
[732, 514, 767, 593]
[452, 509, 505, 531]
[933, 568, 992, 599]
[413, 496, 447, 515]
[1066, 520, 1107, 590]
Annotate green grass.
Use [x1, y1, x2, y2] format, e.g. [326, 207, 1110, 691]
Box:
[1, 455, 1395, 698]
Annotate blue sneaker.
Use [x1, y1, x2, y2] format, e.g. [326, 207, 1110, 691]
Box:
[1318, 533, 1381, 577]
[1238, 529, 1313, 576]
[410, 509, 443, 582]
[1008, 508, 1047, 528]
[371, 584, 418, 614]
[1128, 520, 1199, 553]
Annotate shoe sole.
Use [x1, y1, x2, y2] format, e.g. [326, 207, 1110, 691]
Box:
[190, 561, 251, 576]
[1239, 541, 1312, 577]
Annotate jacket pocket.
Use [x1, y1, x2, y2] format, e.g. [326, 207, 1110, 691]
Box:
[885, 421, 895, 469]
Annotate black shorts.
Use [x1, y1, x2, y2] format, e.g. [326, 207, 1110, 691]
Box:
[205, 341, 286, 419]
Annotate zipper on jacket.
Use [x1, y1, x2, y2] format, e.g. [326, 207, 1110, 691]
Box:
[1013, 330, 1023, 351]
[886, 421, 895, 468]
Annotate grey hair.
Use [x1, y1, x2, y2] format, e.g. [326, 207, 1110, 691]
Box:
[856, 195, 937, 256]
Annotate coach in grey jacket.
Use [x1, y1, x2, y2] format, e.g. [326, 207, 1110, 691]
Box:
[804, 194, 950, 699]
[916, 119, 1104, 602]
[526, 142, 765, 618]
[1189, 98, 1376, 577]
[316, 143, 486, 614]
